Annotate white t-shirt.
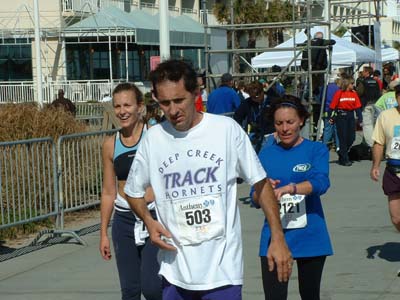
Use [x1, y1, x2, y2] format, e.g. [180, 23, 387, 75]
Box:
[124, 112, 266, 290]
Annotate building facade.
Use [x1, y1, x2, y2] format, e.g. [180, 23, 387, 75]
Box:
[0, 0, 207, 83]
[1, 1, 399, 84]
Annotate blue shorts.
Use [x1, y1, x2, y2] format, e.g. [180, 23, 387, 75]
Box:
[162, 278, 242, 300]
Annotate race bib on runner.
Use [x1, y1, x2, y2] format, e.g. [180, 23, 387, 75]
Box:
[279, 194, 307, 229]
[390, 136, 400, 160]
[172, 194, 225, 246]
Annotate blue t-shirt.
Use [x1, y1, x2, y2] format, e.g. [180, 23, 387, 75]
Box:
[325, 83, 340, 113]
[207, 86, 241, 114]
[256, 139, 333, 258]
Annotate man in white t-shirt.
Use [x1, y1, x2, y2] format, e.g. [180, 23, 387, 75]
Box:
[370, 87, 400, 232]
[124, 59, 292, 300]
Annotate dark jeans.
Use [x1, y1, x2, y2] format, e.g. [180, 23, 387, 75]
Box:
[322, 117, 339, 148]
[261, 256, 326, 300]
[112, 210, 162, 300]
[335, 111, 356, 164]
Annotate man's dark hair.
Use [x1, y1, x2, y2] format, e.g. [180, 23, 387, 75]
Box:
[373, 70, 381, 77]
[363, 66, 373, 76]
[112, 82, 144, 104]
[149, 59, 198, 98]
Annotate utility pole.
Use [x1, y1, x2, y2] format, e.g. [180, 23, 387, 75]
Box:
[374, 0, 382, 74]
[230, 0, 235, 74]
[159, 1, 170, 62]
[33, 0, 43, 108]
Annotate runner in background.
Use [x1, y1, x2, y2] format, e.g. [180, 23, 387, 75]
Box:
[370, 87, 400, 232]
[252, 95, 333, 300]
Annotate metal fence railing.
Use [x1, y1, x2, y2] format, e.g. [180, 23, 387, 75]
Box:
[0, 138, 58, 230]
[0, 80, 150, 104]
[57, 130, 116, 228]
[75, 103, 106, 130]
[76, 102, 105, 117]
[0, 129, 117, 235]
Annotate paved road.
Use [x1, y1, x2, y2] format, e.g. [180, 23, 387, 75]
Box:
[0, 153, 399, 300]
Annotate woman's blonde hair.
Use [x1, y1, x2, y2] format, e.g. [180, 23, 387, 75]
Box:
[340, 74, 354, 91]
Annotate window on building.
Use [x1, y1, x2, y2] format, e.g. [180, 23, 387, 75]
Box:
[0, 43, 32, 81]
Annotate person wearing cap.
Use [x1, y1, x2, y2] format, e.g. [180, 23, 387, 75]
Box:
[370, 86, 400, 232]
[206, 72, 241, 115]
[375, 79, 400, 113]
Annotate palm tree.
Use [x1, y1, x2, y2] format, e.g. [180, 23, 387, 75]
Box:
[213, 0, 266, 73]
[265, 0, 294, 47]
[213, 0, 294, 73]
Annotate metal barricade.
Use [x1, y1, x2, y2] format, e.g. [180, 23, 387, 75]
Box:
[57, 129, 117, 228]
[0, 138, 58, 229]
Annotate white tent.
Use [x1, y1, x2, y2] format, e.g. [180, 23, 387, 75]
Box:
[382, 46, 399, 62]
[251, 30, 376, 69]
[342, 31, 399, 62]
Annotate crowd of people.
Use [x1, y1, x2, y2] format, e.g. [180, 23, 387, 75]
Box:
[98, 57, 399, 300]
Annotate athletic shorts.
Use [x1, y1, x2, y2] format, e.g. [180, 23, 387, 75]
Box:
[162, 278, 242, 300]
[382, 168, 400, 196]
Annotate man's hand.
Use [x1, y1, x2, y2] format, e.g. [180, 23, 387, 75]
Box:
[147, 219, 177, 251]
[370, 166, 380, 181]
[273, 184, 293, 200]
[267, 237, 293, 282]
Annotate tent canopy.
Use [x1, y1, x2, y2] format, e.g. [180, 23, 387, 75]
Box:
[251, 30, 376, 69]
[382, 46, 399, 62]
[342, 31, 400, 62]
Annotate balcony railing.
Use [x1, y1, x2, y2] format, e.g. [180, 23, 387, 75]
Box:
[62, 0, 99, 13]
[0, 80, 149, 104]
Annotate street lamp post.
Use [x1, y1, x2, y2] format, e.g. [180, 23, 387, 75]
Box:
[159, 1, 170, 62]
[33, 0, 43, 108]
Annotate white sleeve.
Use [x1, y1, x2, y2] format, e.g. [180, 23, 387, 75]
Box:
[234, 122, 267, 185]
[124, 137, 150, 198]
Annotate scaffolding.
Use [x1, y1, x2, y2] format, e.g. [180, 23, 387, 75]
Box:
[202, 0, 387, 140]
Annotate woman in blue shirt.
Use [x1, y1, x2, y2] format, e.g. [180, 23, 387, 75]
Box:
[252, 95, 333, 300]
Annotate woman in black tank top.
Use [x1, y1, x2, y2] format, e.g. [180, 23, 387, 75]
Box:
[99, 83, 162, 300]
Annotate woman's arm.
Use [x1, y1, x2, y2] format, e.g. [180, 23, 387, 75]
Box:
[99, 136, 117, 260]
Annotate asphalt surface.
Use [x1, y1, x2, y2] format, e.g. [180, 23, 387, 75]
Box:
[0, 152, 399, 300]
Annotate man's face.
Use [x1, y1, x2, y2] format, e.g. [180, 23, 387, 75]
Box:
[249, 86, 264, 103]
[154, 79, 201, 131]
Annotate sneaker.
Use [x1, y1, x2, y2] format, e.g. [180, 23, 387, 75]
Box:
[338, 161, 352, 166]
